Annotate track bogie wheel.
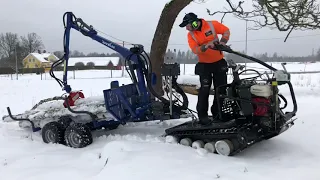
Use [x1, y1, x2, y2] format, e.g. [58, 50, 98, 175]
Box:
[165, 135, 179, 144]
[180, 138, 192, 146]
[64, 123, 93, 148]
[192, 140, 204, 149]
[204, 141, 216, 153]
[215, 139, 234, 156]
[41, 121, 65, 144]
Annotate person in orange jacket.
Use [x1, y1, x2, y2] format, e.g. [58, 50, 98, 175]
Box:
[179, 12, 230, 125]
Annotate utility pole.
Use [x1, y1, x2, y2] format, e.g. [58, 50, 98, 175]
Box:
[15, 44, 18, 80]
[122, 41, 125, 77]
[244, 20, 248, 72]
[245, 20, 248, 55]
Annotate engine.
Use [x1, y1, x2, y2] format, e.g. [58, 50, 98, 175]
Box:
[250, 84, 273, 98]
[248, 83, 274, 130]
[251, 97, 270, 116]
[232, 81, 272, 117]
[250, 84, 272, 117]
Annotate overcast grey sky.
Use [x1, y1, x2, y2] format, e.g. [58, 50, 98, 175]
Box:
[1, 0, 320, 57]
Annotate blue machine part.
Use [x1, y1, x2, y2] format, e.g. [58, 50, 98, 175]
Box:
[49, 12, 175, 123]
[103, 83, 151, 123]
[59, 12, 149, 102]
[4, 12, 190, 134]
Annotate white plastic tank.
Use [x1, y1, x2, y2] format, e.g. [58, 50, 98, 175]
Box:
[250, 84, 272, 98]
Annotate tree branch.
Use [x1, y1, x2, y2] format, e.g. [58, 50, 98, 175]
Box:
[206, 0, 320, 42]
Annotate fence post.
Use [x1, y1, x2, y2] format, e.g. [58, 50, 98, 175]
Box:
[304, 63, 307, 71]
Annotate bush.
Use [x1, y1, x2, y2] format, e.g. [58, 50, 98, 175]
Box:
[86, 62, 95, 67]
[75, 62, 85, 67]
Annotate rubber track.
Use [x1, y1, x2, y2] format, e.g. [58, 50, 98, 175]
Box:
[165, 121, 265, 156]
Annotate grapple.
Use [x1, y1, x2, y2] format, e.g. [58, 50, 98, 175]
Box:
[63, 91, 85, 107]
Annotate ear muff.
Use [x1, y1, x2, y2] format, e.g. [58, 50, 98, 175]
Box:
[191, 21, 198, 28]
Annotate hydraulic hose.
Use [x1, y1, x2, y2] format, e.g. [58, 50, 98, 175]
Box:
[128, 49, 188, 112]
[139, 51, 188, 110]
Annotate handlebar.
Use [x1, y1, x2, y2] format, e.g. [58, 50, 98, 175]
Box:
[209, 43, 278, 72]
[226, 59, 245, 72]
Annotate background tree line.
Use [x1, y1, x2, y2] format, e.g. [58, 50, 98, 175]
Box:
[56, 47, 320, 64]
[164, 48, 319, 64]
[1, 31, 319, 70]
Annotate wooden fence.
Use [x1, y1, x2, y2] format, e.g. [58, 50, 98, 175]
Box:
[0, 65, 122, 75]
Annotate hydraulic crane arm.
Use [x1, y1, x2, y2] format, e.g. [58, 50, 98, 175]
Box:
[50, 12, 150, 98]
[49, 12, 187, 110]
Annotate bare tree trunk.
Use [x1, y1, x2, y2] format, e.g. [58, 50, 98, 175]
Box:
[149, 0, 193, 96]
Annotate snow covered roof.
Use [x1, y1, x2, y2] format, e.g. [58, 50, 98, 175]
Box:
[68, 57, 120, 66]
[29, 53, 58, 63]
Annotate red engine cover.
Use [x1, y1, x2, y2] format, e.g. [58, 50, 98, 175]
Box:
[252, 97, 270, 116]
[63, 91, 85, 107]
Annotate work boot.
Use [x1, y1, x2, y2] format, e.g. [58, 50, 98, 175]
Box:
[210, 114, 223, 123]
[198, 116, 212, 126]
[211, 106, 224, 122]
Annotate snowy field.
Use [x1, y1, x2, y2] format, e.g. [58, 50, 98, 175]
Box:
[0, 62, 320, 179]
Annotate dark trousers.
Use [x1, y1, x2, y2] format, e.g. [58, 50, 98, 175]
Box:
[195, 59, 228, 119]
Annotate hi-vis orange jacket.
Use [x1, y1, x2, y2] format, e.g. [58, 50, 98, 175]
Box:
[187, 19, 230, 63]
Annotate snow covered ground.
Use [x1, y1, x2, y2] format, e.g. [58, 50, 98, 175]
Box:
[1, 62, 320, 180]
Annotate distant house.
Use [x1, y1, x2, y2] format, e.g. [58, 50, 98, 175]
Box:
[22, 53, 123, 71]
[23, 51, 58, 69]
[68, 56, 122, 70]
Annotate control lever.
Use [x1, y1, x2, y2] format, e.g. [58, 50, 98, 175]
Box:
[226, 59, 237, 69]
[234, 64, 245, 72]
[226, 59, 244, 71]
[281, 62, 288, 72]
[275, 62, 290, 83]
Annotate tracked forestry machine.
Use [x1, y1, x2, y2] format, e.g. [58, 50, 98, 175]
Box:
[2, 12, 297, 156]
[164, 49, 298, 156]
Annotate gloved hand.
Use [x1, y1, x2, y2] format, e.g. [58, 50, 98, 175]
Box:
[200, 44, 208, 52]
[200, 41, 215, 52]
[219, 41, 226, 46]
[206, 43, 215, 49]
[200, 41, 226, 52]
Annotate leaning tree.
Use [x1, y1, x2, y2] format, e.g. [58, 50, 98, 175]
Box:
[149, 0, 320, 95]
